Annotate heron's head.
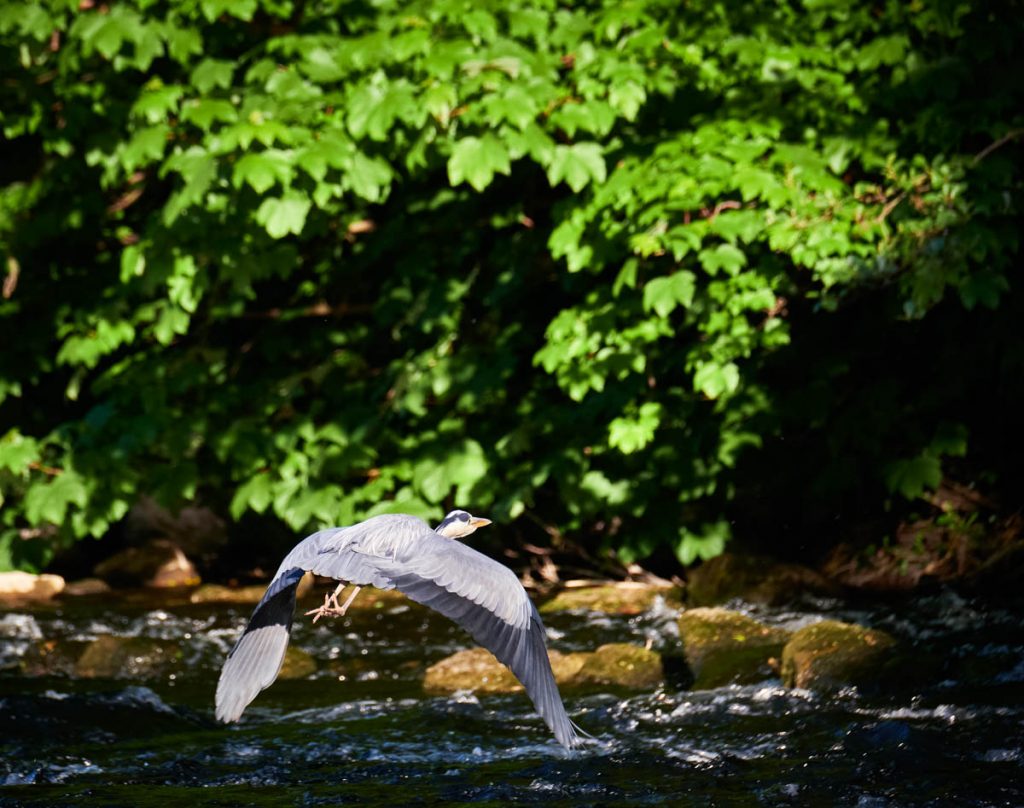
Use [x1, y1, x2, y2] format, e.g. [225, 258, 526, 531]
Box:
[435, 509, 492, 538]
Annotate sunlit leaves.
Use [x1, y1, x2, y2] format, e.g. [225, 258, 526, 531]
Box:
[643, 271, 696, 317]
[233, 151, 295, 194]
[347, 80, 421, 141]
[24, 470, 88, 526]
[447, 135, 511, 192]
[675, 521, 731, 566]
[191, 58, 234, 92]
[609, 403, 663, 453]
[346, 151, 393, 202]
[413, 439, 488, 503]
[161, 147, 217, 223]
[546, 143, 607, 192]
[693, 361, 741, 399]
[0, 0, 1019, 575]
[0, 430, 39, 474]
[255, 193, 312, 239]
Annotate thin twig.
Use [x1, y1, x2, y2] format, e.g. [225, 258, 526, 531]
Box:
[875, 189, 908, 223]
[3, 257, 19, 299]
[28, 461, 62, 476]
[972, 128, 1024, 165]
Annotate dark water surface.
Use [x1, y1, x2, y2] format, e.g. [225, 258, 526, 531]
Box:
[1, 589, 1022, 806]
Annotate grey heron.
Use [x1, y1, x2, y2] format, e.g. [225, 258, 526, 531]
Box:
[215, 510, 588, 749]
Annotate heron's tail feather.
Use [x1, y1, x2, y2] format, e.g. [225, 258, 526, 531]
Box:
[215, 567, 304, 723]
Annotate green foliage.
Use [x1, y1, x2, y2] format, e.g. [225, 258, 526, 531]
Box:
[0, 0, 1021, 571]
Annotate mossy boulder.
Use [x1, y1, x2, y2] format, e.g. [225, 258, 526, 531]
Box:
[781, 619, 897, 691]
[423, 643, 663, 694]
[540, 583, 682, 615]
[423, 647, 587, 694]
[74, 635, 184, 679]
[278, 646, 317, 679]
[686, 553, 840, 607]
[424, 647, 520, 693]
[677, 607, 791, 689]
[574, 643, 664, 689]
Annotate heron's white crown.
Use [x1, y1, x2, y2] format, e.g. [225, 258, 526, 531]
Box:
[435, 509, 492, 538]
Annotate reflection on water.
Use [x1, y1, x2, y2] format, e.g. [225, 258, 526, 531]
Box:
[1, 589, 1022, 806]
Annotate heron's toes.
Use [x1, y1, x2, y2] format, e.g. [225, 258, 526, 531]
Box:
[305, 605, 345, 623]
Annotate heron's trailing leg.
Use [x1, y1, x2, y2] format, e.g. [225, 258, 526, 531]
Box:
[304, 584, 362, 623]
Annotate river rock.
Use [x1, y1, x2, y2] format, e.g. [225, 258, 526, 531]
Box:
[0, 571, 65, 602]
[540, 582, 682, 615]
[191, 572, 317, 604]
[74, 635, 184, 679]
[424, 642, 663, 694]
[94, 539, 200, 588]
[677, 607, 791, 689]
[423, 647, 588, 694]
[423, 647, 518, 693]
[685, 553, 839, 606]
[781, 620, 897, 691]
[189, 583, 268, 604]
[62, 578, 112, 597]
[278, 646, 317, 679]
[574, 643, 664, 689]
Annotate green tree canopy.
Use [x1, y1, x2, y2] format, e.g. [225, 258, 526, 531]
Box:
[1, 0, 1021, 571]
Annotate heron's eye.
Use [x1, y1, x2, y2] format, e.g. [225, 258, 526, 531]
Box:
[459, 512, 470, 522]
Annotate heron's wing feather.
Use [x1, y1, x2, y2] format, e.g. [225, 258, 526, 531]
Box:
[214, 567, 303, 722]
[375, 535, 583, 750]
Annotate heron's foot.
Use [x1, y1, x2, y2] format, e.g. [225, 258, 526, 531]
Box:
[304, 585, 361, 623]
[304, 603, 344, 623]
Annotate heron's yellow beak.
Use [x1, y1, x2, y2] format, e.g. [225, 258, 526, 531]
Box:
[470, 517, 492, 529]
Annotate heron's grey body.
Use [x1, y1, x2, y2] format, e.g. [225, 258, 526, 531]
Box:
[215, 513, 586, 749]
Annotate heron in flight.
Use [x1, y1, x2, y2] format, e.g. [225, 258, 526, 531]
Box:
[215, 510, 588, 749]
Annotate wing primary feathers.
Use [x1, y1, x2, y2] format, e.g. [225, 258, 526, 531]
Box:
[214, 567, 303, 723]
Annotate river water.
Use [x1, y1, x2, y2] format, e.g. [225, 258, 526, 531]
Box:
[1, 588, 1022, 806]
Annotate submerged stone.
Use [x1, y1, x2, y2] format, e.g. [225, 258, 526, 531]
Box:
[685, 553, 839, 607]
[94, 539, 200, 589]
[20, 639, 88, 677]
[677, 607, 791, 689]
[540, 582, 682, 615]
[74, 635, 184, 679]
[0, 572, 65, 602]
[278, 646, 317, 679]
[781, 619, 897, 691]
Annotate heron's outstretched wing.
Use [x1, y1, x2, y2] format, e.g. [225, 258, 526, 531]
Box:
[215, 516, 428, 723]
[314, 532, 584, 749]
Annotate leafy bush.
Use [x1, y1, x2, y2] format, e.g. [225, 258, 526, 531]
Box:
[1, 0, 1021, 571]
